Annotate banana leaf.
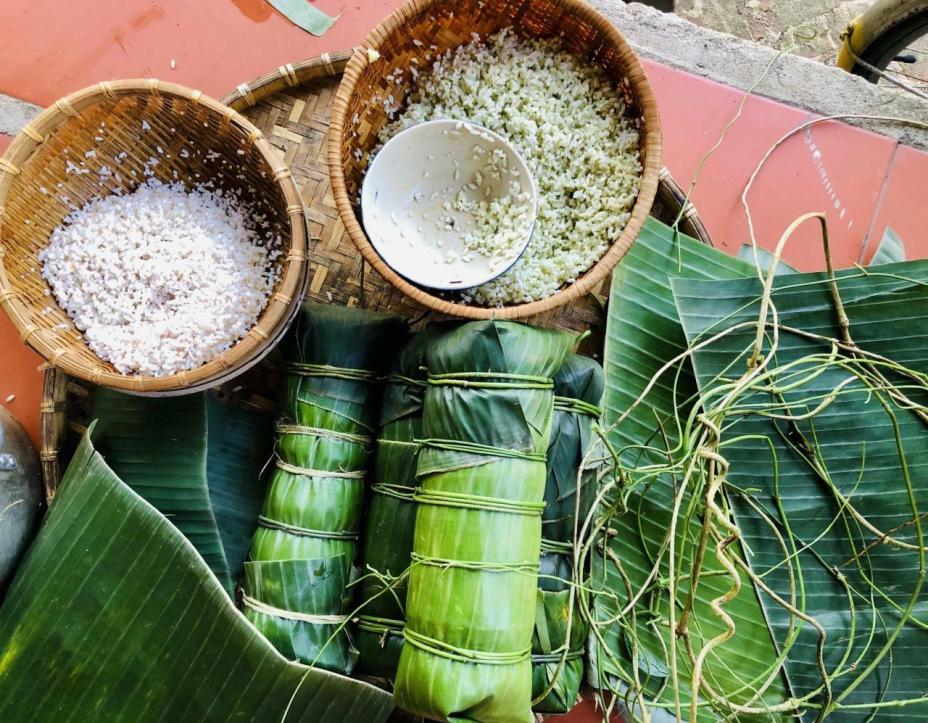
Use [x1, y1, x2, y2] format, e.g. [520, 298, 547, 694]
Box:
[591, 217, 789, 719]
[532, 354, 605, 715]
[247, 301, 406, 672]
[205, 397, 275, 583]
[533, 583, 587, 714]
[243, 555, 356, 674]
[736, 245, 798, 274]
[91, 389, 233, 593]
[356, 329, 442, 680]
[674, 259, 928, 721]
[0, 427, 394, 722]
[394, 320, 576, 723]
[870, 226, 906, 266]
[90, 390, 274, 595]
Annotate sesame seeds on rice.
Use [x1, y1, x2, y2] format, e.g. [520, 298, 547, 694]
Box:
[376, 29, 642, 306]
[40, 179, 281, 377]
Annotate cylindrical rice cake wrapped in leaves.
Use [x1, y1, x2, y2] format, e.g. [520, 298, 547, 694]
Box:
[245, 302, 406, 674]
[355, 329, 439, 678]
[394, 320, 576, 723]
[532, 354, 605, 714]
[242, 556, 354, 672]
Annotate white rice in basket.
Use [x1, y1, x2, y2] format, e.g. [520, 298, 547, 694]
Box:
[375, 29, 642, 306]
[40, 179, 281, 377]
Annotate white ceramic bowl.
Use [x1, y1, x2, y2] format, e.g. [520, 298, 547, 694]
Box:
[361, 119, 537, 290]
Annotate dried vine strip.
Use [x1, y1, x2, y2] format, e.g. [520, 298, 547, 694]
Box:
[244, 302, 405, 673]
[394, 320, 576, 722]
[355, 327, 449, 678]
[532, 354, 605, 713]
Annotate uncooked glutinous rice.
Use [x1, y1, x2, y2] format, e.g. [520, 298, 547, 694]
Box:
[376, 29, 642, 306]
[40, 179, 281, 376]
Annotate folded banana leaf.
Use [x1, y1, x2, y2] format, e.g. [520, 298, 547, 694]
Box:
[532, 354, 605, 714]
[356, 329, 437, 679]
[394, 320, 576, 723]
[532, 568, 588, 714]
[247, 302, 406, 672]
[591, 218, 789, 720]
[674, 259, 928, 721]
[91, 390, 230, 590]
[205, 397, 275, 583]
[0, 428, 394, 722]
[91, 390, 273, 595]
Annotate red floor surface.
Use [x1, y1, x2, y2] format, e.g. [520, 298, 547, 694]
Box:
[1, 5, 926, 719]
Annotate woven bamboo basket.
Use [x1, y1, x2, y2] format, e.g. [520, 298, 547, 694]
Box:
[329, 0, 662, 320]
[0, 80, 307, 394]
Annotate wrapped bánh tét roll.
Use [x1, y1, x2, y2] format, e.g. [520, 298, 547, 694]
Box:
[532, 354, 605, 714]
[394, 320, 576, 723]
[242, 555, 353, 672]
[354, 329, 436, 678]
[244, 302, 406, 673]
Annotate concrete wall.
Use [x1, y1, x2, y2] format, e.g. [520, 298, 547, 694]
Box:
[593, 1, 928, 149]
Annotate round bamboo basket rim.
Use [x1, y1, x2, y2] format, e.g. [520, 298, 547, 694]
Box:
[221, 53, 355, 110]
[0, 79, 308, 394]
[328, 0, 663, 320]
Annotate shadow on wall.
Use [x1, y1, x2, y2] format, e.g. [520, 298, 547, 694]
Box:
[638, 0, 675, 11]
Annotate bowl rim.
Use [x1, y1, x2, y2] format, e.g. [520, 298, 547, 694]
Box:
[360, 117, 539, 291]
[0, 79, 308, 394]
[328, 0, 662, 320]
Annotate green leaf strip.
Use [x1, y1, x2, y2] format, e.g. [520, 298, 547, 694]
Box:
[533, 650, 584, 663]
[257, 515, 360, 540]
[267, 0, 337, 37]
[386, 374, 428, 388]
[411, 552, 538, 573]
[370, 482, 417, 500]
[417, 437, 547, 462]
[283, 361, 379, 382]
[413, 488, 547, 515]
[553, 396, 603, 417]
[242, 593, 350, 624]
[428, 371, 554, 389]
[378, 438, 419, 448]
[403, 627, 532, 664]
[357, 615, 406, 634]
[539, 539, 574, 554]
[274, 459, 366, 479]
[276, 423, 372, 446]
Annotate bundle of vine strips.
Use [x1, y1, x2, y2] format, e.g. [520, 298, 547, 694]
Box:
[393, 320, 577, 722]
[244, 302, 406, 673]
